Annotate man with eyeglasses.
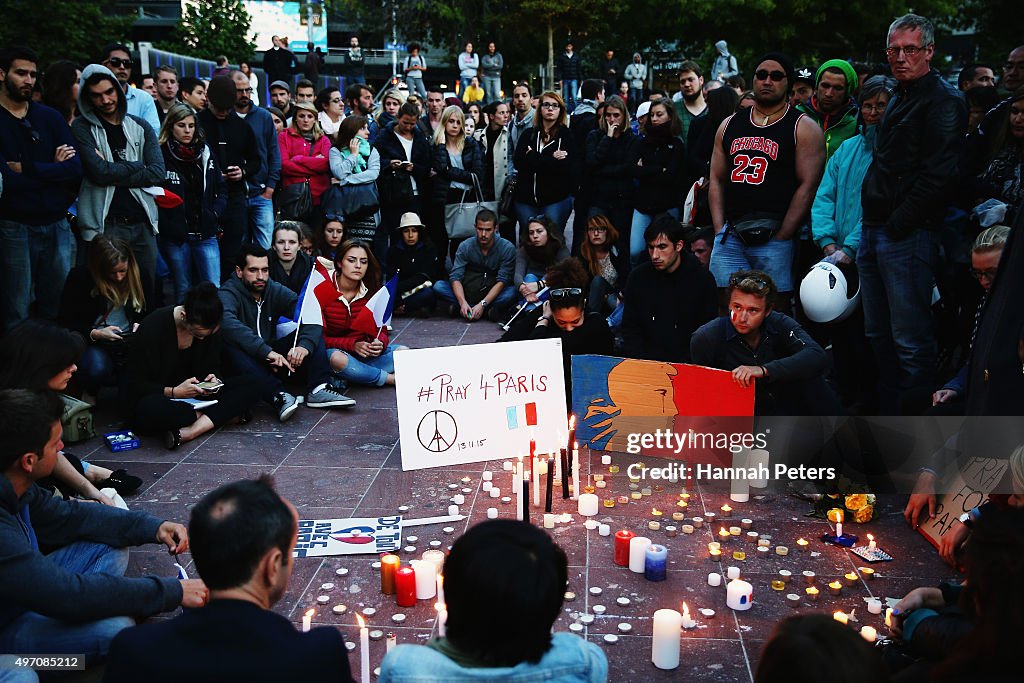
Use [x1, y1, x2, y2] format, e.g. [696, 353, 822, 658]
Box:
[0, 46, 82, 330]
[690, 269, 839, 415]
[231, 70, 280, 250]
[858, 13, 966, 415]
[99, 43, 160, 133]
[796, 59, 859, 159]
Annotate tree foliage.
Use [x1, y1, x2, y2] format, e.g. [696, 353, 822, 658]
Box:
[167, 0, 257, 62]
[0, 0, 135, 68]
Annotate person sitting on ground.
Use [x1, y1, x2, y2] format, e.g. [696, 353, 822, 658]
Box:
[379, 520, 607, 682]
[433, 210, 517, 322]
[514, 214, 571, 311]
[578, 214, 627, 321]
[683, 225, 714, 269]
[269, 220, 315, 295]
[317, 214, 346, 261]
[690, 269, 840, 415]
[0, 321, 141, 501]
[103, 476, 355, 682]
[125, 282, 263, 449]
[58, 236, 150, 400]
[755, 614, 889, 683]
[317, 240, 408, 387]
[0, 389, 208, 668]
[219, 245, 355, 422]
[620, 214, 717, 362]
[386, 213, 444, 317]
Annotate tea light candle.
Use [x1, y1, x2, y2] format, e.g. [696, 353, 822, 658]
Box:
[665, 525, 678, 537]
[592, 605, 606, 615]
[617, 496, 630, 505]
[805, 586, 820, 601]
[726, 578, 753, 611]
[746, 531, 759, 543]
[316, 595, 330, 604]
[732, 550, 746, 561]
[779, 570, 792, 583]
[489, 487, 500, 499]
[729, 526, 742, 536]
[644, 544, 668, 582]
[709, 548, 722, 561]
[699, 608, 716, 618]
[648, 521, 661, 531]
[676, 499, 688, 509]
[601, 454, 612, 465]
[603, 633, 618, 644]
[867, 598, 883, 615]
[726, 566, 741, 580]
[629, 536, 653, 573]
[672, 512, 685, 522]
[335, 567, 349, 576]
[452, 494, 465, 505]
[589, 586, 603, 596]
[775, 546, 789, 556]
[502, 461, 513, 471]
[543, 513, 555, 528]
[604, 498, 615, 508]
[617, 622, 632, 633]
[481, 470, 492, 481]
[596, 480, 607, 489]
[391, 613, 407, 623]
[630, 492, 643, 500]
[652, 609, 682, 670]
[786, 593, 801, 607]
[796, 538, 809, 551]
[708, 572, 722, 587]
[708, 542, 721, 553]
[333, 604, 348, 615]
[584, 519, 598, 530]
[481, 481, 492, 492]
[568, 622, 584, 633]
[487, 507, 498, 519]
[771, 580, 786, 591]
[560, 513, 572, 523]
[681, 602, 697, 629]
[720, 504, 732, 517]
[641, 487, 652, 496]
[828, 581, 843, 595]
[740, 518, 753, 530]
[599, 524, 611, 536]
[758, 538, 771, 548]
[302, 608, 314, 632]
[609, 465, 620, 473]
[844, 571, 859, 586]
[704, 512, 717, 524]
[860, 626, 877, 642]
[651, 507, 663, 517]
[803, 571, 816, 585]
[718, 527, 731, 539]
[681, 524, 694, 534]
[692, 516, 704, 528]
[616, 596, 630, 606]
[614, 530, 636, 566]
[410, 560, 437, 600]
[833, 611, 848, 625]
[380, 553, 400, 595]
[860, 567, 876, 580]
[756, 546, 769, 557]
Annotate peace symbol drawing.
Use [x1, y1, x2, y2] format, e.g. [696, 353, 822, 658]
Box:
[417, 410, 458, 452]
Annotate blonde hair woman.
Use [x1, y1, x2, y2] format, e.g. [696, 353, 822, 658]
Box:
[279, 100, 332, 217]
[429, 105, 484, 257]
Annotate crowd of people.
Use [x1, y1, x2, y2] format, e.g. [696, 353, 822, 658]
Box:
[1, 13, 1024, 681]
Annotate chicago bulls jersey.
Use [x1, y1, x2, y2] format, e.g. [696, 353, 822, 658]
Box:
[721, 104, 804, 224]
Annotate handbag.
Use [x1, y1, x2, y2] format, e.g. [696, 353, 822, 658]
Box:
[278, 180, 313, 221]
[499, 174, 517, 218]
[339, 182, 381, 221]
[377, 167, 414, 206]
[445, 176, 498, 240]
[731, 216, 781, 246]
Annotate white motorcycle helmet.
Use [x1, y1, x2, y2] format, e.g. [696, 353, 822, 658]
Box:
[799, 261, 860, 323]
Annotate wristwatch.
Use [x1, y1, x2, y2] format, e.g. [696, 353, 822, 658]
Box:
[479, 300, 488, 309]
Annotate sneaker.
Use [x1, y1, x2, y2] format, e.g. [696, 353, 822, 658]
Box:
[306, 384, 356, 408]
[272, 391, 299, 422]
[98, 468, 143, 496]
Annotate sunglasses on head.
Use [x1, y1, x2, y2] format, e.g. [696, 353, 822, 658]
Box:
[549, 287, 583, 300]
[729, 274, 771, 291]
[105, 57, 133, 68]
[754, 69, 787, 82]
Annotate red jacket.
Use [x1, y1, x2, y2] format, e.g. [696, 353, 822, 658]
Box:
[315, 279, 390, 352]
[278, 128, 332, 205]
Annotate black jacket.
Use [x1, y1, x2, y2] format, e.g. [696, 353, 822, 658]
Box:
[513, 126, 580, 206]
[555, 52, 582, 82]
[126, 306, 222, 401]
[58, 266, 150, 337]
[631, 131, 686, 214]
[430, 137, 485, 204]
[374, 122, 433, 204]
[861, 68, 966, 238]
[217, 275, 321, 360]
[584, 128, 639, 209]
[269, 251, 313, 295]
[387, 240, 445, 296]
[263, 47, 297, 84]
[197, 109, 260, 196]
[158, 142, 227, 243]
[620, 252, 717, 362]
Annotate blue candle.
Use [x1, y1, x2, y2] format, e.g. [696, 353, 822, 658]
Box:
[645, 544, 668, 582]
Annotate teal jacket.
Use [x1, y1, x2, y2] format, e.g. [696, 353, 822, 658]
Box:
[811, 126, 876, 258]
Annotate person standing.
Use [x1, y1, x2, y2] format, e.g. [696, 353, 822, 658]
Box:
[99, 44, 160, 132]
[344, 36, 366, 86]
[509, 83, 535, 155]
[797, 59, 860, 159]
[711, 40, 739, 83]
[624, 53, 647, 113]
[457, 43, 479, 96]
[303, 43, 323, 84]
[231, 70, 280, 250]
[154, 65, 179, 124]
[600, 50, 621, 100]
[672, 61, 706, 149]
[858, 13, 967, 414]
[403, 44, 428, 101]
[555, 42, 582, 112]
[263, 36, 297, 89]
[480, 42, 504, 104]
[0, 46, 82, 329]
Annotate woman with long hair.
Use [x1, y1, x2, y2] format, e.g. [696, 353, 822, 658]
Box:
[430, 104, 485, 258]
[629, 99, 685, 265]
[317, 215, 345, 261]
[465, 102, 483, 131]
[972, 87, 1024, 224]
[584, 95, 637, 257]
[316, 241, 408, 387]
[512, 91, 579, 239]
[42, 60, 80, 124]
[316, 86, 344, 137]
[579, 214, 626, 319]
[514, 215, 569, 309]
[59, 235, 149, 395]
[278, 101, 332, 221]
[269, 220, 315, 294]
[157, 103, 227, 302]
[330, 114, 383, 264]
[267, 105, 286, 133]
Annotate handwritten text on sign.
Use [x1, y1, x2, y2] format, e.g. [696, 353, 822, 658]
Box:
[395, 339, 567, 470]
[293, 516, 403, 558]
[920, 457, 1008, 549]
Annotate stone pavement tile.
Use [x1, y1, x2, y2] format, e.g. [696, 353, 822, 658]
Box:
[182, 430, 302, 467]
[281, 433, 396, 469]
[82, 459, 177, 497]
[142, 463, 274, 503]
[271, 465, 379, 508]
[310, 406, 400, 437]
[590, 633, 753, 682]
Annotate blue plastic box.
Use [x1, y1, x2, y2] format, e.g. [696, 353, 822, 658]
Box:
[104, 430, 140, 452]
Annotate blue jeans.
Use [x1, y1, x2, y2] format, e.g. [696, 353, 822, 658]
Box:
[160, 235, 221, 303]
[562, 79, 579, 111]
[513, 198, 573, 245]
[0, 218, 73, 329]
[629, 208, 680, 266]
[406, 76, 426, 100]
[329, 344, 402, 386]
[708, 228, 795, 292]
[482, 76, 501, 103]
[857, 227, 941, 414]
[402, 287, 436, 314]
[248, 194, 275, 248]
[629, 88, 644, 111]
[0, 541, 133, 665]
[78, 346, 117, 394]
[433, 279, 517, 311]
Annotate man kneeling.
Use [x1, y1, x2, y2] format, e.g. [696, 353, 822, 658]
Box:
[104, 477, 355, 681]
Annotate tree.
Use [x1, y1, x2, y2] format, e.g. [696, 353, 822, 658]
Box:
[0, 0, 134, 67]
[167, 0, 257, 62]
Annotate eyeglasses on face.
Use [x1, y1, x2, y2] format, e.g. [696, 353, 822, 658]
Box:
[105, 57, 133, 68]
[885, 45, 930, 58]
[236, 87, 254, 94]
[528, 215, 548, 223]
[970, 268, 998, 282]
[540, 102, 561, 109]
[329, 97, 343, 104]
[754, 70, 786, 82]
[861, 102, 888, 113]
[549, 287, 583, 299]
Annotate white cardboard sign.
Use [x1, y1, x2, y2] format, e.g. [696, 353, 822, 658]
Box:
[394, 339, 567, 470]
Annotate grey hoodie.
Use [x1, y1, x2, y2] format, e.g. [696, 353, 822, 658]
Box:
[509, 108, 535, 160]
[71, 64, 164, 240]
[711, 40, 738, 82]
[217, 274, 323, 360]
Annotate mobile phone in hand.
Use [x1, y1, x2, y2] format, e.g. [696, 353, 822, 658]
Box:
[196, 380, 224, 392]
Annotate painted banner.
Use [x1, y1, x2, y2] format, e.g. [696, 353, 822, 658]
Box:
[919, 456, 1009, 549]
[394, 339, 567, 470]
[293, 516, 403, 557]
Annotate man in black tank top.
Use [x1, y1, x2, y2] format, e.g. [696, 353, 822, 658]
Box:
[708, 53, 825, 312]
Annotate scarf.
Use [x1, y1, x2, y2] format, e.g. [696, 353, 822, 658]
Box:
[169, 137, 202, 162]
[646, 119, 673, 141]
[349, 137, 371, 173]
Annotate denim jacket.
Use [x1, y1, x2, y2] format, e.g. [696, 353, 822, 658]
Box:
[379, 633, 608, 682]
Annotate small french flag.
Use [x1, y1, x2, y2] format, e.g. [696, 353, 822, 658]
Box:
[505, 402, 538, 430]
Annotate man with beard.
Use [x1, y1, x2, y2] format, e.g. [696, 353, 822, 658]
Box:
[797, 59, 860, 159]
[708, 52, 825, 314]
[417, 89, 445, 138]
[0, 46, 82, 328]
[672, 61, 706, 148]
[231, 70, 280, 250]
[345, 82, 378, 143]
[99, 43, 160, 132]
[268, 80, 295, 123]
[218, 245, 354, 422]
[509, 82, 535, 156]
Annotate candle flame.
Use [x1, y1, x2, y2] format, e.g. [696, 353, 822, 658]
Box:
[797, 538, 808, 544]
[356, 613, 366, 628]
[569, 414, 576, 430]
[305, 608, 315, 618]
[867, 533, 874, 541]
[682, 601, 690, 618]
[573, 440, 579, 450]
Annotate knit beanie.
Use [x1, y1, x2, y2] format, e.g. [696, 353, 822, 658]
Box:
[816, 59, 860, 95]
[753, 52, 796, 87]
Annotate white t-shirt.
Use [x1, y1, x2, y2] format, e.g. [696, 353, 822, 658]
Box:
[397, 134, 418, 195]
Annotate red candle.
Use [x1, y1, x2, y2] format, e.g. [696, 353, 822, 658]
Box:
[614, 530, 636, 566]
[395, 565, 417, 607]
[380, 553, 400, 595]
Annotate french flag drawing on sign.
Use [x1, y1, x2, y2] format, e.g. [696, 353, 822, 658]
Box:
[505, 402, 538, 430]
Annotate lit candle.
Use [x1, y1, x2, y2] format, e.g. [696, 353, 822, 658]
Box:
[719, 527, 731, 539]
[860, 567, 876, 580]
[726, 578, 753, 611]
[644, 544, 668, 582]
[357, 613, 370, 683]
[796, 538, 809, 551]
[860, 626, 877, 642]
[410, 560, 437, 600]
[708, 541, 721, 553]
[651, 507, 663, 517]
[835, 510, 844, 538]
[395, 565, 417, 607]
[532, 450, 540, 507]
[628, 536, 652, 573]
[514, 457, 524, 521]
[651, 608, 682, 670]
[833, 611, 848, 625]
[681, 602, 697, 629]
[805, 586, 820, 601]
[828, 580, 843, 596]
[844, 571, 859, 586]
[720, 504, 732, 517]
[566, 414, 576, 465]
[885, 607, 894, 629]
[868, 534, 876, 550]
[380, 553, 400, 595]
[545, 455, 554, 512]
[614, 530, 636, 566]
[571, 441, 581, 500]
[709, 548, 722, 561]
[302, 607, 314, 632]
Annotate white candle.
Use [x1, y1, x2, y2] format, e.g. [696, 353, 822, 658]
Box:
[836, 510, 844, 538]
[628, 536, 652, 573]
[357, 613, 370, 683]
[578, 493, 599, 517]
[867, 599, 882, 615]
[489, 487, 500, 498]
[515, 458, 524, 521]
[301, 608, 314, 632]
[482, 470, 493, 481]
[447, 504, 460, 516]
[868, 534, 876, 550]
[681, 602, 697, 629]
[482, 481, 492, 492]
[598, 524, 611, 536]
[651, 608, 682, 670]
[571, 443, 580, 500]
[543, 513, 555, 529]
[708, 572, 722, 587]
[452, 494, 465, 505]
[434, 572, 445, 607]
[409, 560, 437, 600]
[748, 448, 770, 488]
[436, 604, 447, 637]
[730, 448, 750, 502]
[726, 566, 740, 580]
[860, 625, 877, 642]
[487, 507, 498, 519]
[533, 458, 541, 506]
[726, 578, 753, 611]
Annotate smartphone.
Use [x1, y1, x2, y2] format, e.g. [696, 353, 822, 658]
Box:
[196, 380, 224, 392]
